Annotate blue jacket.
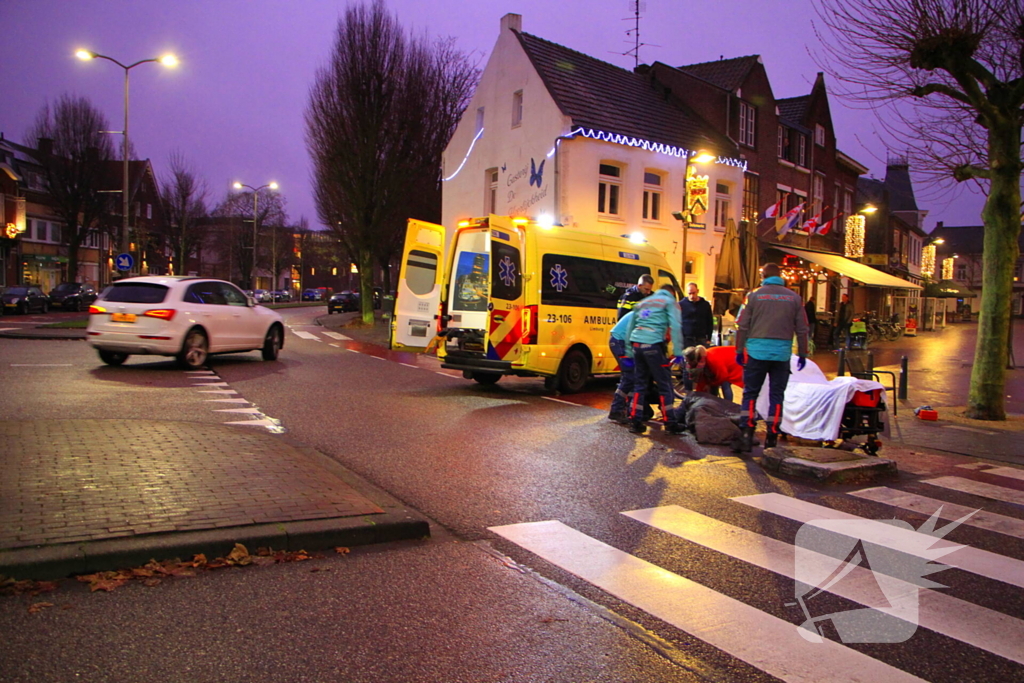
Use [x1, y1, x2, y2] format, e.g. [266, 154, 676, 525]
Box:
[625, 289, 683, 357]
[610, 311, 634, 342]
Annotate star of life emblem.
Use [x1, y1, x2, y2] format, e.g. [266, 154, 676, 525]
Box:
[499, 256, 517, 287]
[550, 264, 568, 292]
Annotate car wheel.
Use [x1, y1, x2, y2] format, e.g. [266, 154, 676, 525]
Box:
[471, 372, 501, 385]
[178, 328, 209, 369]
[18, 302, 27, 315]
[557, 348, 590, 394]
[262, 325, 283, 361]
[76, 299, 85, 312]
[41, 302, 49, 314]
[98, 350, 129, 366]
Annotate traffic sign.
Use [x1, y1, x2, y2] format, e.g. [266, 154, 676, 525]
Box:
[115, 253, 134, 272]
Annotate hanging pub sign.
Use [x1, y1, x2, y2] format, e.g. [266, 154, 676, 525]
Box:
[686, 170, 709, 217]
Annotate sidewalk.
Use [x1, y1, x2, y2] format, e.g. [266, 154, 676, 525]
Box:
[0, 419, 428, 580]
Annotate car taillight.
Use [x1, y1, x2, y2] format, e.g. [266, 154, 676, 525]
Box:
[143, 309, 176, 321]
[89, 305, 107, 314]
[523, 305, 538, 345]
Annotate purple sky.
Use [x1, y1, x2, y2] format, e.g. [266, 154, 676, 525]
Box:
[2, 0, 988, 231]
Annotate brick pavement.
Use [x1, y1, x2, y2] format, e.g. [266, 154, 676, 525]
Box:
[0, 419, 384, 551]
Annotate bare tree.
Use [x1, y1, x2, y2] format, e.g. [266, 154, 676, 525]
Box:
[27, 94, 115, 285]
[305, 0, 478, 323]
[160, 152, 208, 277]
[213, 190, 288, 289]
[814, 0, 1024, 420]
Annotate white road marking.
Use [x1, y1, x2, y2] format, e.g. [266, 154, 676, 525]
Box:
[224, 418, 278, 427]
[195, 389, 239, 394]
[399, 362, 418, 369]
[191, 382, 229, 387]
[435, 371, 456, 378]
[291, 330, 321, 341]
[0, 328, 19, 332]
[542, 396, 582, 407]
[322, 331, 351, 340]
[10, 364, 73, 367]
[490, 520, 926, 683]
[956, 463, 990, 471]
[625, 505, 1024, 666]
[204, 398, 251, 403]
[185, 370, 216, 375]
[329, 343, 341, 348]
[368, 355, 386, 361]
[977, 466, 1024, 482]
[850, 487, 1024, 540]
[733, 493, 1024, 589]
[346, 349, 361, 354]
[922, 476, 1024, 507]
[214, 408, 263, 414]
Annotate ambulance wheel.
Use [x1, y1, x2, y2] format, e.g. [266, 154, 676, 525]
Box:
[557, 349, 590, 394]
[471, 372, 501, 385]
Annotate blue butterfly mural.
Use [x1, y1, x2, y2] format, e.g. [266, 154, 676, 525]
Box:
[529, 158, 545, 188]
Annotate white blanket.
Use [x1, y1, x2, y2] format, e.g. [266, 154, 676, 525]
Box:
[754, 357, 887, 441]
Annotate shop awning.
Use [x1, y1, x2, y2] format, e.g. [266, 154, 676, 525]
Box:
[923, 279, 974, 298]
[776, 246, 922, 290]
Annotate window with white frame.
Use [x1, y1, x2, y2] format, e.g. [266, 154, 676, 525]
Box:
[35, 219, 46, 241]
[713, 182, 731, 230]
[777, 125, 787, 158]
[842, 188, 854, 230]
[147, 204, 153, 220]
[485, 168, 498, 214]
[642, 171, 662, 221]
[797, 135, 807, 167]
[475, 107, 484, 134]
[739, 101, 756, 147]
[956, 263, 967, 280]
[815, 123, 826, 146]
[812, 173, 824, 215]
[511, 90, 523, 127]
[598, 163, 622, 217]
[742, 173, 759, 223]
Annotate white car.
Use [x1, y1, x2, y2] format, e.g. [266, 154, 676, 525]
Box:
[87, 276, 285, 369]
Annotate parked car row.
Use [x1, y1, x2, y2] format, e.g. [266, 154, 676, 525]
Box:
[1, 282, 101, 315]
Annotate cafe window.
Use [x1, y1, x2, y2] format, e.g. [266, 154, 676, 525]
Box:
[598, 163, 622, 217]
[642, 171, 662, 221]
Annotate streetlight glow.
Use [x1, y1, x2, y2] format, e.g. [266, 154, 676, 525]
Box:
[268, 182, 279, 190]
[76, 49, 95, 61]
[861, 204, 878, 214]
[159, 54, 179, 67]
[692, 151, 716, 164]
[234, 181, 280, 290]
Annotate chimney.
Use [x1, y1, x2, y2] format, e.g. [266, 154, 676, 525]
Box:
[501, 13, 522, 33]
[935, 221, 943, 230]
[37, 137, 54, 157]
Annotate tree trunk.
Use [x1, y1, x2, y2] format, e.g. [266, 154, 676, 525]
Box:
[966, 121, 1022, 420]
[359, 249, 375, 326]
[66, 226, 81, 284]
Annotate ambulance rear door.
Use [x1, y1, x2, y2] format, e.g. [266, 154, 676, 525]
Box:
[485, 225, 526, 365]
[390, 219, 445, 352]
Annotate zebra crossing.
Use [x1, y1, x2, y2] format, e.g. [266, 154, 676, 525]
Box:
[490, 466, 1024, 682]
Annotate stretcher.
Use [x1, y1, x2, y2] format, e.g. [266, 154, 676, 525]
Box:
[754, 357, 888, 454]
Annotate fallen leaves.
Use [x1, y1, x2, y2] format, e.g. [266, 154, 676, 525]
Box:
[4, 543, 337, 605]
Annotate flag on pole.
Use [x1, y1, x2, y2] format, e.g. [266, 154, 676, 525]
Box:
[763, 198, 783, 220]
[776, 203, 804, 237]
[802, 206, 828, 233]
[816, 211, 843, 235]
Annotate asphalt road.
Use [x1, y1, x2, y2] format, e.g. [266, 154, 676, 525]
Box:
[2, 308, 1023, 682]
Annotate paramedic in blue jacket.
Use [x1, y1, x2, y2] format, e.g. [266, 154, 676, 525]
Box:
[625, 285, 685, 435]
[607, 311, 636, 424]
[734, 263, 809, 452]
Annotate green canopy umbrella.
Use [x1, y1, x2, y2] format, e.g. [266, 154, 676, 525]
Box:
[715, 218, 748, 292]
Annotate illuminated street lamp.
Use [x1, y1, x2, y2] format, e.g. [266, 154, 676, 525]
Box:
[233, 181, 279, 289]
[76, 49, 177, 276]
[672, 150, 715, 280]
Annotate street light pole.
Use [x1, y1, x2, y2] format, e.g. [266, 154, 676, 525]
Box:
[673, 151, 715, 284]
[76, 50, 177, 278]
[233, 181, 278, 290]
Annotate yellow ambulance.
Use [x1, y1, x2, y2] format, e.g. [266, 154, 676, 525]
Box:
[389, 215, 681, 392]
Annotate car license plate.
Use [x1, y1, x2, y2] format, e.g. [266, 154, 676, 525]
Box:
[111, 313, 137, 323]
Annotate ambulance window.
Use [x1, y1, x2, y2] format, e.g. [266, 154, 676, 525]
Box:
[405, 249, 437, 296]
[451, 251, 490, 312]
[542, 254, 648, 309]
[658, 269, 683, 299]
[491, 243, 522, 301]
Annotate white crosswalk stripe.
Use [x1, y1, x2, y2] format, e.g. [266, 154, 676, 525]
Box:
[921, 475, 1024, 506]
[491, 471, 1024, 682]
[624, 505, 1024, 665]
[291, 330, 321, 341]
[956, 464, 1024, 482]
[490, 520, 927, 683]
[850, 487, 1024, 540]
[733, 492, 1024, 589]
[321, 331, 351, 340]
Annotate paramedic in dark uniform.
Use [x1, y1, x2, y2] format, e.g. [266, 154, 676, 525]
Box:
[734, 263, 809, 452]
[617, 274, 654, 319]
[679, 281, 714, 390]
[625, 285, 685, 435]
